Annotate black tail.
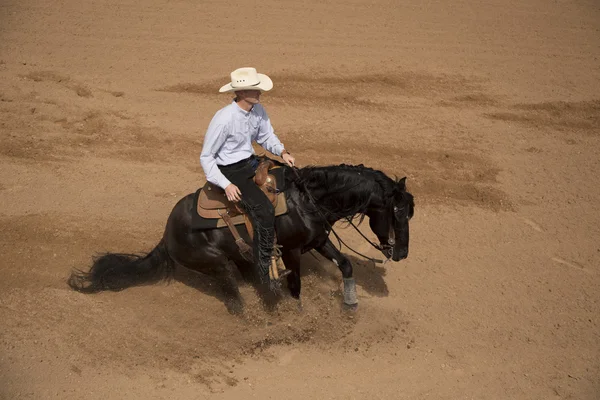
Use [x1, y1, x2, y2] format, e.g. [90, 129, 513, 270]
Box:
[67, 239, 174, 293]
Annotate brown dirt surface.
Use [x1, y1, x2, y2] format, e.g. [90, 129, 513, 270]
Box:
[1, 0, 599, 399]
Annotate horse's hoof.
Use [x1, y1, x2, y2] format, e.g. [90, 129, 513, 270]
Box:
[342, 302, 358, 312]
[269, 280, 284, 295]
[225, 300, 244, 315]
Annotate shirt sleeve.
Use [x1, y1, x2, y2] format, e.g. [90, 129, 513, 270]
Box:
[200, 116, 232, 190]
[255, 106, 285, 156]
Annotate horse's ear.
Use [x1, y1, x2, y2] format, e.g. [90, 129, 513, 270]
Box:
[397, 177, 407, 191]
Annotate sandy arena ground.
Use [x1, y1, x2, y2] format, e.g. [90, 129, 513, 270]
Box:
[1, 0, 599, 398]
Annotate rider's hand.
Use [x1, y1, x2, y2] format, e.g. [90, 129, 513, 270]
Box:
[225, 184, 242, 202]
[282, 153, 295, 167]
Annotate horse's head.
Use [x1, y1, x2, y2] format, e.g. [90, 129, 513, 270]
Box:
[367, 177, 414, 262]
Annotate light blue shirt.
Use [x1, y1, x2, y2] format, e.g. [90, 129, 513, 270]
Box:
[200, 101, 285, 189]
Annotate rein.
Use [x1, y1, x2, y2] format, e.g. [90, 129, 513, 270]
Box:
[345, 216, 395, 253]
[290, 167, 392, 264]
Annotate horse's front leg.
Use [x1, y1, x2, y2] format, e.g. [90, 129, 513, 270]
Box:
[281, 247, 302, 299]
[315, 239, 358, 309]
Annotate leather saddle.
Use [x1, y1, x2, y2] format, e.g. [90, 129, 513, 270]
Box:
[197, 160, 287, 219]
[197, 159, 282, 220]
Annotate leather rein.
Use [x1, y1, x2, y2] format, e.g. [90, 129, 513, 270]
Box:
[290, 167, 394, 264]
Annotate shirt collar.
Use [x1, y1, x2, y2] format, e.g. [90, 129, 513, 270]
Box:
[232, 100, 253, 116]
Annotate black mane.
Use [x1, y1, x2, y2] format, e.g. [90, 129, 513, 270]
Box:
[291, 163, 402, 221]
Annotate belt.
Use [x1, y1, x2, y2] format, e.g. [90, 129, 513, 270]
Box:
[217, 156, 254, 168]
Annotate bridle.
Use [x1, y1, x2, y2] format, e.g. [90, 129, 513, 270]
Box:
[344, 211, 396, 262]
[291, 167, 397, 264]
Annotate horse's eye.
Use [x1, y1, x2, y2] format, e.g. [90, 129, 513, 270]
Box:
[393, 206, 399, 212]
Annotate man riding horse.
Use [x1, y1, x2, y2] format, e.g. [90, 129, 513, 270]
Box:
[200, 67, 296, 286]
[67, 67, 414, 313]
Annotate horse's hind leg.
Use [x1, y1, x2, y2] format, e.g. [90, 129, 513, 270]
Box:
[315, 239, 358, 309]
[175, 256, 245, 315]
[231, 256, 280, 312]
[164, 196, 244, 314]
[214, 265, 245, 315]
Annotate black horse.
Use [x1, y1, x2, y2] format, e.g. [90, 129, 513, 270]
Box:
[68, 161, 415, 313]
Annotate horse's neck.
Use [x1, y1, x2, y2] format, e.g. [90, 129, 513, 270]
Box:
[301, 169, 381, 219]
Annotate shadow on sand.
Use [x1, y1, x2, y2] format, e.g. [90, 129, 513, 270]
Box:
[171, 249, 390, 314]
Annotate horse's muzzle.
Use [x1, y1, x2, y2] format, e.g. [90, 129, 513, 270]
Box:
[393, 249, 408, 262]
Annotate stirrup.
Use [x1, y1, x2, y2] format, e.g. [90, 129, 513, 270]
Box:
[269, 252, 291, 281]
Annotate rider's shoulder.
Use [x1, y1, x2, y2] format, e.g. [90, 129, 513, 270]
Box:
[211, 103, 236, 121]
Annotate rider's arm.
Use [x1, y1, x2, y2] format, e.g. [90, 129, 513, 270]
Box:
[200, 118, 232, 190]
[254, 106, 285, 156]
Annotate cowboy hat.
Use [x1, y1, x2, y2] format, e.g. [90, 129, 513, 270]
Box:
[219, 67, 273, 93]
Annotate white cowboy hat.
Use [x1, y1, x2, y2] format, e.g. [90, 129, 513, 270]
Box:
[218, 67, 273, 93]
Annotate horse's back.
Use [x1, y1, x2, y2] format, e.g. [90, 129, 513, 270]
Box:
[167, 192, 197, 229]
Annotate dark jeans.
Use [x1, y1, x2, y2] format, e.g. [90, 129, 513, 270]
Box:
[218, 156, 275, 283]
